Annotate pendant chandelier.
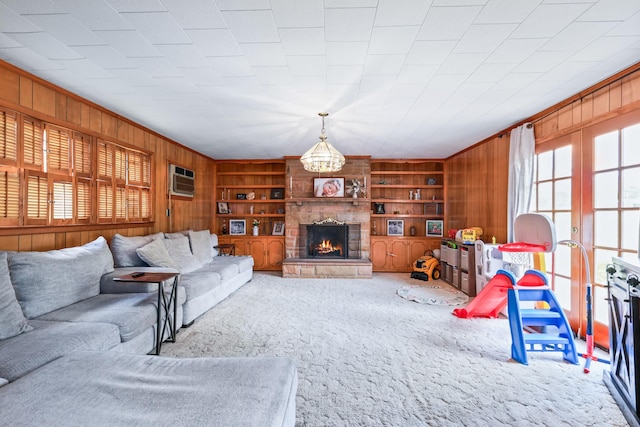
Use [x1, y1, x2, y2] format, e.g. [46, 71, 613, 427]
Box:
[300, 112, 345, 173]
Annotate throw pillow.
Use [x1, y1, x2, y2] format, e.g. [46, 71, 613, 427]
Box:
[136, 238, 180, 271]
[110, 232, 164, 267]
[8, 236, 114, 319]
[163, 235, 200, 274]
[165, 230, 189, 239]
[0, 252, 32, 340]
[210, 233, 219, 257]
[189, 229, 213, 266]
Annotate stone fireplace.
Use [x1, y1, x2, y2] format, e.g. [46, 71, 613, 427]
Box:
[282, 157, 372, 279]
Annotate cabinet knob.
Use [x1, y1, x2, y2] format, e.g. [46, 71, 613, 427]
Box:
[627, 274, 639, 287]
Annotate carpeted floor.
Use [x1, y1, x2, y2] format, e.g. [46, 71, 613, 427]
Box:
[162, 272, 627, 427]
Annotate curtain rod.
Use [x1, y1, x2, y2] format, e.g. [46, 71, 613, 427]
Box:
[498, 123, 532, 138]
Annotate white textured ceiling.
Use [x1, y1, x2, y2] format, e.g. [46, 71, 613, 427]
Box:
[0, 0, 639, 160]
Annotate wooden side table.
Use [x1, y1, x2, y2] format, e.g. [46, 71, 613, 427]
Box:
[214, 243, 236, 256]
[113, 271, 179, 355]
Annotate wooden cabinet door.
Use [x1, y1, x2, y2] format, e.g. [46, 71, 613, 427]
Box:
[389, 240, 410, 271]
[408, 240, 429, 266]
[371, 238, 390, 271]
[267, 238, 284, 270]
[247, 239, 267, 269]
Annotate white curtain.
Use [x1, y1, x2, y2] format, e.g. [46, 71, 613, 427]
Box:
[507, 123, 535, 242]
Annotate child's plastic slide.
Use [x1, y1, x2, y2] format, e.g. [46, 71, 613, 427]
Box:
[452, 270, 516, 318]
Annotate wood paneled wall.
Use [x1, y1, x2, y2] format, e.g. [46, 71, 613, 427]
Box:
[446, 62, 640, 243]
[0, 60, 215, 252]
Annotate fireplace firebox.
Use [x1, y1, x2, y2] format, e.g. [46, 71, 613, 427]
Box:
[299, 220, 361, 259]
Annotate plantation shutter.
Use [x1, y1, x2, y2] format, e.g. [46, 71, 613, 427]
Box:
[97, 140, 113, 179]
[23, 117, 44, 170]
[128, 151, 142, 185]
[115, 146, 126, 182]
[25, 171, 48, 225]
[97, 181, 113, 222]
[52, 177, 73, 224]
[0, 167, 19, 225]
[141, 187, 151, 220]
[76, 178, 91, 223]
[73, 132, 92, 178]
[127, 187, 140, 220]
[45, 125, 71, 174]
[0, 109, 18, 165]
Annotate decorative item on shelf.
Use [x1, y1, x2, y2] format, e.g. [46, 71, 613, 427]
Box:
[222, 219, 227, 235]
[249, 205, 254, 214]
[387, 219, 404, 236]
[300, 112, 345, 173]
[217, 201, 229, 214]
[277, 208, 284, 214]
[347, 179, 364, 198]
[427, 178, 436, 185]
[229, 219, 245, 235]
[372, 221, 378, 235]
[252, 219, 260, 236]
[237, 193, 247, 200]
[272, 222, 285, 236]
[374, 203, 385, 214]
[410, 225, 417, 236]
[260, 194, 266, 200]
[427, 220, 444, 237]
[314, 177, 345, 197]
[378, 180, 389, 184]
[246, 191, 255, 200]
[409, 190, 413, 200]
[415, 189, 421, 200]
[270, 188, 284, 199]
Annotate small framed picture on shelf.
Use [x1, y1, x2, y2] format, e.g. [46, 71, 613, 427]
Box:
[272, 222, 285, 236]
[270, 188, 285, 199]
[217, 202, 229, 214]
[314, 177, 345, 197]
[229, 219, 246, 235]
[426, 220, 443, 237]
[387, 219, 404, 236]
[236, 193, 247, 200]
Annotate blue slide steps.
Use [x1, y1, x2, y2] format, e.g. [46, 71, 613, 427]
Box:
[508, 270, 578, 365]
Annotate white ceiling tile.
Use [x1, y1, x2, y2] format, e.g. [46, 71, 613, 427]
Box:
[578, 0, 640, 21]
[571, 36, 640, 62]
[543, 21, 620, 51]
[94, 30, 160, 58]
[474, 0, 540, 24]
[374, 0, 432, 26]
[406, 40, 456, 65]
[325, 8, 376, 42]
[287, 56, 325, 76]
[607, 11, 640, 36]
[326, 65, 363, 84]
[222, 10, 280, 43]
[162, 0, 227, 29]
[0, 0, 65, 14]
[121, 12, 190, 45]
[396, 64, 438, 83]
[432, 0, 487, 5]
[510, 4, 593, 39]
[107, 68, 156, 85]
[24, 14, 103, 45]
[279, 28, 324, 55]
[151, 76, 197, 93]
[208, 56, 253, 77]
[466, 62, 516, 83]
[485, 38, 549, 64]
[72, 45, 133, 69]
[324, 0, 378, 7]
[454, 24, 518, 53]
[216, 0, 271, 11]
[417, 6, 482, 41]
[363, 54, 406, 75]
[186, 29, 242, 56]
[179, 67, 224, 86]
[538, 60, 600, 83]
[0, 46, 63, 71]
[126, 56, 179, 77]
[514, 51, 572, 73]
[271, 0, 323, 27]
[0, 3, 42, 32]
[326, 42, 368, 65]
[0, 32, 20, 48]
[105, 0, 166, 13]
[55, 0, 132, 31]
[7, 32, 83, 59]
[154, 44, 210, 68]
[437, 53, 487, 74]
[220, 76, 261, 93]
[52, 58, 114, 78]
[240, 43, 286, 66]
[368, 26, 420, 55]
[253, 66, 292, 85]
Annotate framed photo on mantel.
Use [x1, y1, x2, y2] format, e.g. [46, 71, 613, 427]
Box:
[313, 177, 344, 197]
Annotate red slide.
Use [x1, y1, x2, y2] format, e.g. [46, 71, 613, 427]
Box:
[452, 270, 516, 318]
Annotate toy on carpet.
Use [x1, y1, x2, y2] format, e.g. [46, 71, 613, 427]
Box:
[411, 250, 440, 281]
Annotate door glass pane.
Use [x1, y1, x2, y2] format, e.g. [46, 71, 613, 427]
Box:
[554, 178, 571, 210]
[594, 248, 617, 285]
[594, 286, 609, 324]
[537, 151, 553, 181]
[554, 275, 571, 310]
[594, 171, 618, 208]
[594, 211, 618, 248]
[622, 167, 640, 207]
[555, 145, 572, 178]
[554, 212, 572, 242]
[622, 123, 640, 167]
[554, 245, 571, 277]
[594, 130, 619, 171]
[537, 182, 552, 210]
[622, 210, 639, 251]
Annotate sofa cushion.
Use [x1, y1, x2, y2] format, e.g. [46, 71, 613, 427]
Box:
[136, 238, 180, 270]
[0, 351, 298, 426]
[37, 293, 158, 342]
[110, 232, 164, 267]
[189, 229, 213, 266]
[7, 237, 115, 319]
[179, 270, 222, 300]
[0, 320, 120, 382]
[210, 233, 219, 257]
[164, 230, 189, 239]
[163, 235, 200, 273]
[0, 253, 32, 340]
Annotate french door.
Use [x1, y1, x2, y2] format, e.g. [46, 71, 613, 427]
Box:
[534, 110, 640, 350]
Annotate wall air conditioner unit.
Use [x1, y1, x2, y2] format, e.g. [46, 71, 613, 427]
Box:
[169, 164, 195, 197]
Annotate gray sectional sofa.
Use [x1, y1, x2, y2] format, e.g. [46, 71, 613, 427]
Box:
[0, 231, 297, 426]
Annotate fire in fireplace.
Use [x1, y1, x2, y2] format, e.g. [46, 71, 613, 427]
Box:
[299, 219, 361, 259]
